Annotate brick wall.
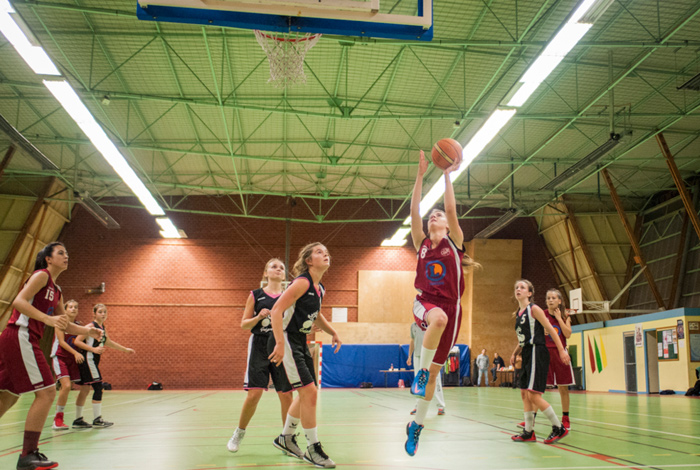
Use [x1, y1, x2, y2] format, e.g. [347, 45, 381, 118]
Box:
[56, 200, 555, 389]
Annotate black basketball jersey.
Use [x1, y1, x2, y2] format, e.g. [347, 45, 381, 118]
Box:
[80, 322, 107, 364]
[250, 287, 280, 335]
[515, 303, 545, 347]
[282, 272, 324, 335]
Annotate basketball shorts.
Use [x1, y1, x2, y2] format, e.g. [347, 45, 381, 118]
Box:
[519, 344, 550, 394]
[0, 325, 54, 396]
[412, 295, 462, 365]
[77, 352, 102, 385]
[53, 354, 81, 382]
[244, 333, 275, 390]
[546, 347, 575, 386]
[267, 332, 316, 393]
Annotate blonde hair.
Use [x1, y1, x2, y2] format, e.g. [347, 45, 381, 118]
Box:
[292, 242, 327, 278]
[93, 303, 107, 314]
[427, 208, 480, 270]
[64, 299, 78, 309]
[261, 258, 285, 283]
[546, 288, 569, 321]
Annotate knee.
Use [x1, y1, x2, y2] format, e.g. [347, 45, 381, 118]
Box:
[37, 387, 56, 403]
[429, 311, 448, 329]
[247, 390, 263, 404]
[301, 387, 318, 407]
[92, 383, 103, 402]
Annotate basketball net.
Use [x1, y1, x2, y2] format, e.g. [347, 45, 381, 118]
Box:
[254, 30, 321, 88]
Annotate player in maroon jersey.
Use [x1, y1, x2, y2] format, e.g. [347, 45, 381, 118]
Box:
[405, 150, 479, 456]
[0, 242, 103, 470]
[50, 299, 84, 430]
[544, 288, 574, 430]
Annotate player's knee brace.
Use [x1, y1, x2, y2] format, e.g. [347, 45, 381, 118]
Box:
[92, 382, 103, 402]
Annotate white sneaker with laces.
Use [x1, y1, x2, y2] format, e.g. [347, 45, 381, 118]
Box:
[227, 428, 246, 452]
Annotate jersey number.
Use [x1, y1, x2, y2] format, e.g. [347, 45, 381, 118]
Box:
[44, 289, 54, 301]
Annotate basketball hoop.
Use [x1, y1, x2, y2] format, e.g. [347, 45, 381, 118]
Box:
[565, 308, 578, 316]
[254, 30, 321, 88]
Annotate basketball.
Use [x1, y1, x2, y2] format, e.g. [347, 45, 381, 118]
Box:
[431, 138, 463, 170]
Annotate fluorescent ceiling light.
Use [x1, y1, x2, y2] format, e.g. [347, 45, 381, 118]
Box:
[677, 72, 700, 91]
[43, 80, 165, 216]
[0, 10, 60, 75]
[540, 133, 621, 191]
[0, 112, 59, 170]
[473, 209, 522, 239]
[507, 81, 540, 107]
[572, 0, 615, 24]
[381, 227, 411, 247]
[73, 191, 120, 229]
[520, 23, 591, 85]
[156, 217, 182, 238]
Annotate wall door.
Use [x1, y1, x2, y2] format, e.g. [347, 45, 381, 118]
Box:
[645, 330, 660, 394]
[623, 333, 637, 393]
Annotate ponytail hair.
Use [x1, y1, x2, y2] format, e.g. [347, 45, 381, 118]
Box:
[292, 242, 327, 278]
[34, 242, 65, 271]
[261, 258, 285, 283]
[512, 279, 535, 317]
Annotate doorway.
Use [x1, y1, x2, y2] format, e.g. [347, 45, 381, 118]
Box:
[623, 333, 637, 393]
[645, 330, 659, 394]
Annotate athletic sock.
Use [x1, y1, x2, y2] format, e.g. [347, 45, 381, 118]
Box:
[414, 399, 430, 425]
[304, 427, 319, 445]
[524, 411, 535, 432]
[93, 402, 102, 419]
[75, 405, 84, 418]
[541, 406, 561, 427]
[282, 414, 300, 435]
[563, 411, 569, 416]
[21, 431, 41, 456]
[56, 405, 65, 414]
[419, 348, 437, 370]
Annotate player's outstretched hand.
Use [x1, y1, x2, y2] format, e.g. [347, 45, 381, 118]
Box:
[125, 348, 136, 355]
[417, 150, 428, 177]
[560, 350, 570, 366]
[268, 343, 284, 366]
[332, 334, 342, 353]
[443, 153, 462, 175]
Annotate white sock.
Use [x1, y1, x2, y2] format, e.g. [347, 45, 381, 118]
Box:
[304, 427, 319, 445]
[541, 406, 561, 427]
[56, 405, 65, 414]
[282, 414, 300, 435]
[524, 411, 535, 432]
[419, 347, 437, 370]
[93, 402, 102, 419]
[75, 406, 83, 418]
[414, 399, 430, 425]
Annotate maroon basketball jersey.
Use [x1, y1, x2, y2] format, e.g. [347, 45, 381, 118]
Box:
[414, 236, 465, 302]
[543, 308, 567, 349]
[7, 269, 62, 339]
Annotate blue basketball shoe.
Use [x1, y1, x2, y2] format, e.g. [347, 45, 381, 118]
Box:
[410, 368, 429, 397]
[404, 421, 424, 456]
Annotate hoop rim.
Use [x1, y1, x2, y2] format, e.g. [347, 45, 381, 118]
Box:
[565, 308, 578, 315]
[254, 30, 322, 42]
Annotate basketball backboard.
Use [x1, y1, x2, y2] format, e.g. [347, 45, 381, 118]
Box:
[569, 288, 582, 314]
[136, 0, 433, 41]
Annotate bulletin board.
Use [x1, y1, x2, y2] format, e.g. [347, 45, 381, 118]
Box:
[657, 328, 679, 361]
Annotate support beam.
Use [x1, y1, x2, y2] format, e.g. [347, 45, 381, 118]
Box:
[656, 132, 700, 243]
[601, 169, 665, 309]
[669, 210, 689, 308]
[618, 215, 642, 311]
[564, 201, 609, 301]
[0, 146, 16, 179]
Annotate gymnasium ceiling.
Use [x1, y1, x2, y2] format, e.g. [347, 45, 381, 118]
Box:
[2, 0, 700, 223]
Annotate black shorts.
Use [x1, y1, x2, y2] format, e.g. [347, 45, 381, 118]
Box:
[519, 344, 549, 394]
[244, 334, 274, 390]
[77, 352, 102, 385]
[267, 332, 316, 393]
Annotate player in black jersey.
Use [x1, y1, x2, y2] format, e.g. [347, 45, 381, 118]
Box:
[227, 259, 294, 453]
[268, 242, 341, 469]
[73, 304, 134, 429]
[510, 280, 570, 444]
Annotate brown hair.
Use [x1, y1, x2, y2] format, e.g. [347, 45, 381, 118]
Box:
[292, 242, 328, 278]
[261, 258, 285, 283]
[546, 288, 569, 321]
[427, 208, 481, 270]
[512, 279, 535, 317]
[64, 299, 78, 309]
[93, 303, 107, 314]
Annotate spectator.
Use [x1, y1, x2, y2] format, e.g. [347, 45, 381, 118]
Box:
[491, 353, 505, 381]
[476, 349, 489, 387]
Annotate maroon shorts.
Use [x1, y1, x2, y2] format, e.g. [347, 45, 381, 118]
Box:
[53, 354, 80, 382]
[412, 295, 462, 365]
[0, 326, 55, 396]
[546, 347, 575, 386]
